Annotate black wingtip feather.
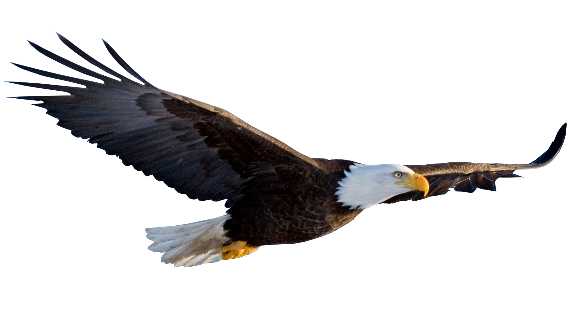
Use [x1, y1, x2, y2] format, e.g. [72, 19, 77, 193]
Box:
[530, 123, 566, 165]
[11, 62, 99, 87]
[56, 33, 140, 85]
[19, 35, 152, 90]
[101, 39, 152, 86]
[27, 39, 114, 83]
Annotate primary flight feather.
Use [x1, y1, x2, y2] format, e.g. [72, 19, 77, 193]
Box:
[10, 34, 566, 267]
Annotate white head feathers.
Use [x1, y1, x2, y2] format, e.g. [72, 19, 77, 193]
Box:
[335, 164, 419, 209]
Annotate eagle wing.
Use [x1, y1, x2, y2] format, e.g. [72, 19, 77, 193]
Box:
[384, 123, 566, 204]
[10, 34, 323, 205]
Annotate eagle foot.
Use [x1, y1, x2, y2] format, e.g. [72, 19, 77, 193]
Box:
[221, 241, 259, 260]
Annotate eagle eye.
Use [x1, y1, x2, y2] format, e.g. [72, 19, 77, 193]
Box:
[393, 171, 403, 178]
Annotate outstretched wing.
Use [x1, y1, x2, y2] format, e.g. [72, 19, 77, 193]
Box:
[384, 123, 566, 204]
[10, 34, 323, 205]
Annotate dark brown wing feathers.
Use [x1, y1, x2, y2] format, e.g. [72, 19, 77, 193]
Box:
[385, 123, 566, 204]
[9, 34, 324, 205]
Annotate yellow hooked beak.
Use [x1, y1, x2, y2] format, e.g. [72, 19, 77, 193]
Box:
[398, 173, 429, 197]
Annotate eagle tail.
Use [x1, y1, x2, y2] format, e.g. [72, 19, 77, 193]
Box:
[145, 215, 230, 267]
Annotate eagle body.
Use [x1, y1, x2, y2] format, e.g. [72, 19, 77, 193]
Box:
[225, 161, 362, 246]
[10, 34, 566, 267]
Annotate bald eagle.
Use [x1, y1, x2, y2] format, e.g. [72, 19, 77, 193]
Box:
[10, 34, 566, 267]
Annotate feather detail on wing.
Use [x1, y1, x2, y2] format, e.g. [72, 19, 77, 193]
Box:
[9, 34, 325, 205]
[384, 123, 566, 204]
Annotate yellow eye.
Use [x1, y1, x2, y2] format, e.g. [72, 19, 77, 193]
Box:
[393, 171, 403, 178]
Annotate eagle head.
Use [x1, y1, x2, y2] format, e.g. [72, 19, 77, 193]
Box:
[336, 164, 429, 209]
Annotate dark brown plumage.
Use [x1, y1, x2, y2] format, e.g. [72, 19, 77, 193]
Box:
[10, 34, 566, 266]
[11, 35, 365, 249]
[385, 128, 566, 204]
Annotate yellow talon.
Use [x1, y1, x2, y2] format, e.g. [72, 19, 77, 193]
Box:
[221, 241, 259, 260]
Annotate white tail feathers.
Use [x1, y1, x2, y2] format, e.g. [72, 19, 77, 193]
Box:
[146, 215, 230, 267]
